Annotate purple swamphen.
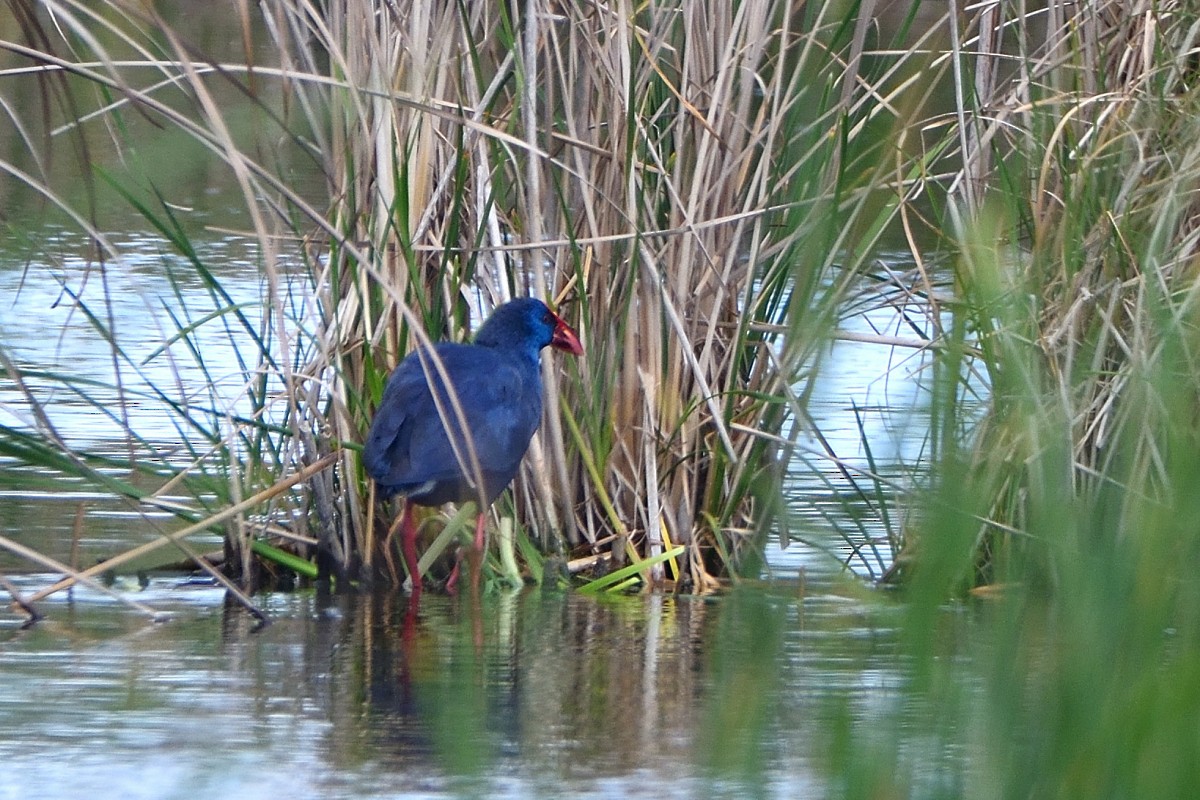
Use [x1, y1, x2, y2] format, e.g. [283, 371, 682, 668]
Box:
[363, 297, 584, 595]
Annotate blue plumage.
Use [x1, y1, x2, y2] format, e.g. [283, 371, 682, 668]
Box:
[363, 297, 583, 594]
[364, 339, 544, 506]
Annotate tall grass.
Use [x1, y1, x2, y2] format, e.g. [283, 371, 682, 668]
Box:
[811, 3, 1200, 796]
[887, 1, 1200, 590]
[0, 0, 922, 597]
[304, 0, 922, 587]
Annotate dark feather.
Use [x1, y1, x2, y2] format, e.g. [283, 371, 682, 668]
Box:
[364, 342, 542, 505]
[363, 297, 575, 508]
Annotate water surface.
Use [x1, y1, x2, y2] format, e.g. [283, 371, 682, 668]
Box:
[0, 574, 908, 799]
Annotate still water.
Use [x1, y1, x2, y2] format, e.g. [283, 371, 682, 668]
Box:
[0, 227, 939, 798]
[0, 578, 906, 800]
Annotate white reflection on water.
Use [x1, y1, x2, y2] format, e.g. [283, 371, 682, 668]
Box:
[775, 273, 947, 580]
[0, 229, 283, 444]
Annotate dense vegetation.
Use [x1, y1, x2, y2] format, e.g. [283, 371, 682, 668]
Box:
[0, 0, 898, 594]
[6, 0, 1200, 794]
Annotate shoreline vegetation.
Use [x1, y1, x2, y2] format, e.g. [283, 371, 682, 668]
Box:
[1, 0, 884, 597]
[7, 1, 1200, 794]
[0, 0, 1195, 611]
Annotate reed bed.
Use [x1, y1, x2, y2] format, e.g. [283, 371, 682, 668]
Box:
[0, 0, 929, 598]
[888, 0, 1200, 594]
[13, 0, 1193, 603]
[806, 4, 1200, 794]
[301, 0, 919, 588]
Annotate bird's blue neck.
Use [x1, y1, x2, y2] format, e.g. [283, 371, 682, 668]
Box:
[477, 334, 544, 369]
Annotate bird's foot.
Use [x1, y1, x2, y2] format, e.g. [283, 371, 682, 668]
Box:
[445, 560, 462, 595]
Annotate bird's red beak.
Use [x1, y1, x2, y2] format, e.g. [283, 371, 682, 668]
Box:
[550, 312, 584, 356]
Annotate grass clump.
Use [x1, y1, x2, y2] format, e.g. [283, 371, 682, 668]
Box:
[889, 2, 1200, 590]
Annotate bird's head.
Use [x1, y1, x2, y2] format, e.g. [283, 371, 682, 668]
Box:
[475, 297, 584, 358]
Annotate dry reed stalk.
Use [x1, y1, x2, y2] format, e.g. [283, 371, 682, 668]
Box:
[0, 534, 165, 619]
[25, 453, 337, 604]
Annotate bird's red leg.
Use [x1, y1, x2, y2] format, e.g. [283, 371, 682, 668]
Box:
[470, 513, 487, 595]
[447, 512, 487, 594]
[399, 502, 422, 598]
[473, 513, 487, 554]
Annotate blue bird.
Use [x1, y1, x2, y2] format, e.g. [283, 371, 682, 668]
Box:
[364, 297, 583, 595]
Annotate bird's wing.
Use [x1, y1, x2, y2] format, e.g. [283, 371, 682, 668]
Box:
[362, 353, 430, 484]
[448, 356, 543, 476]
[364, 345, 543, 493]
